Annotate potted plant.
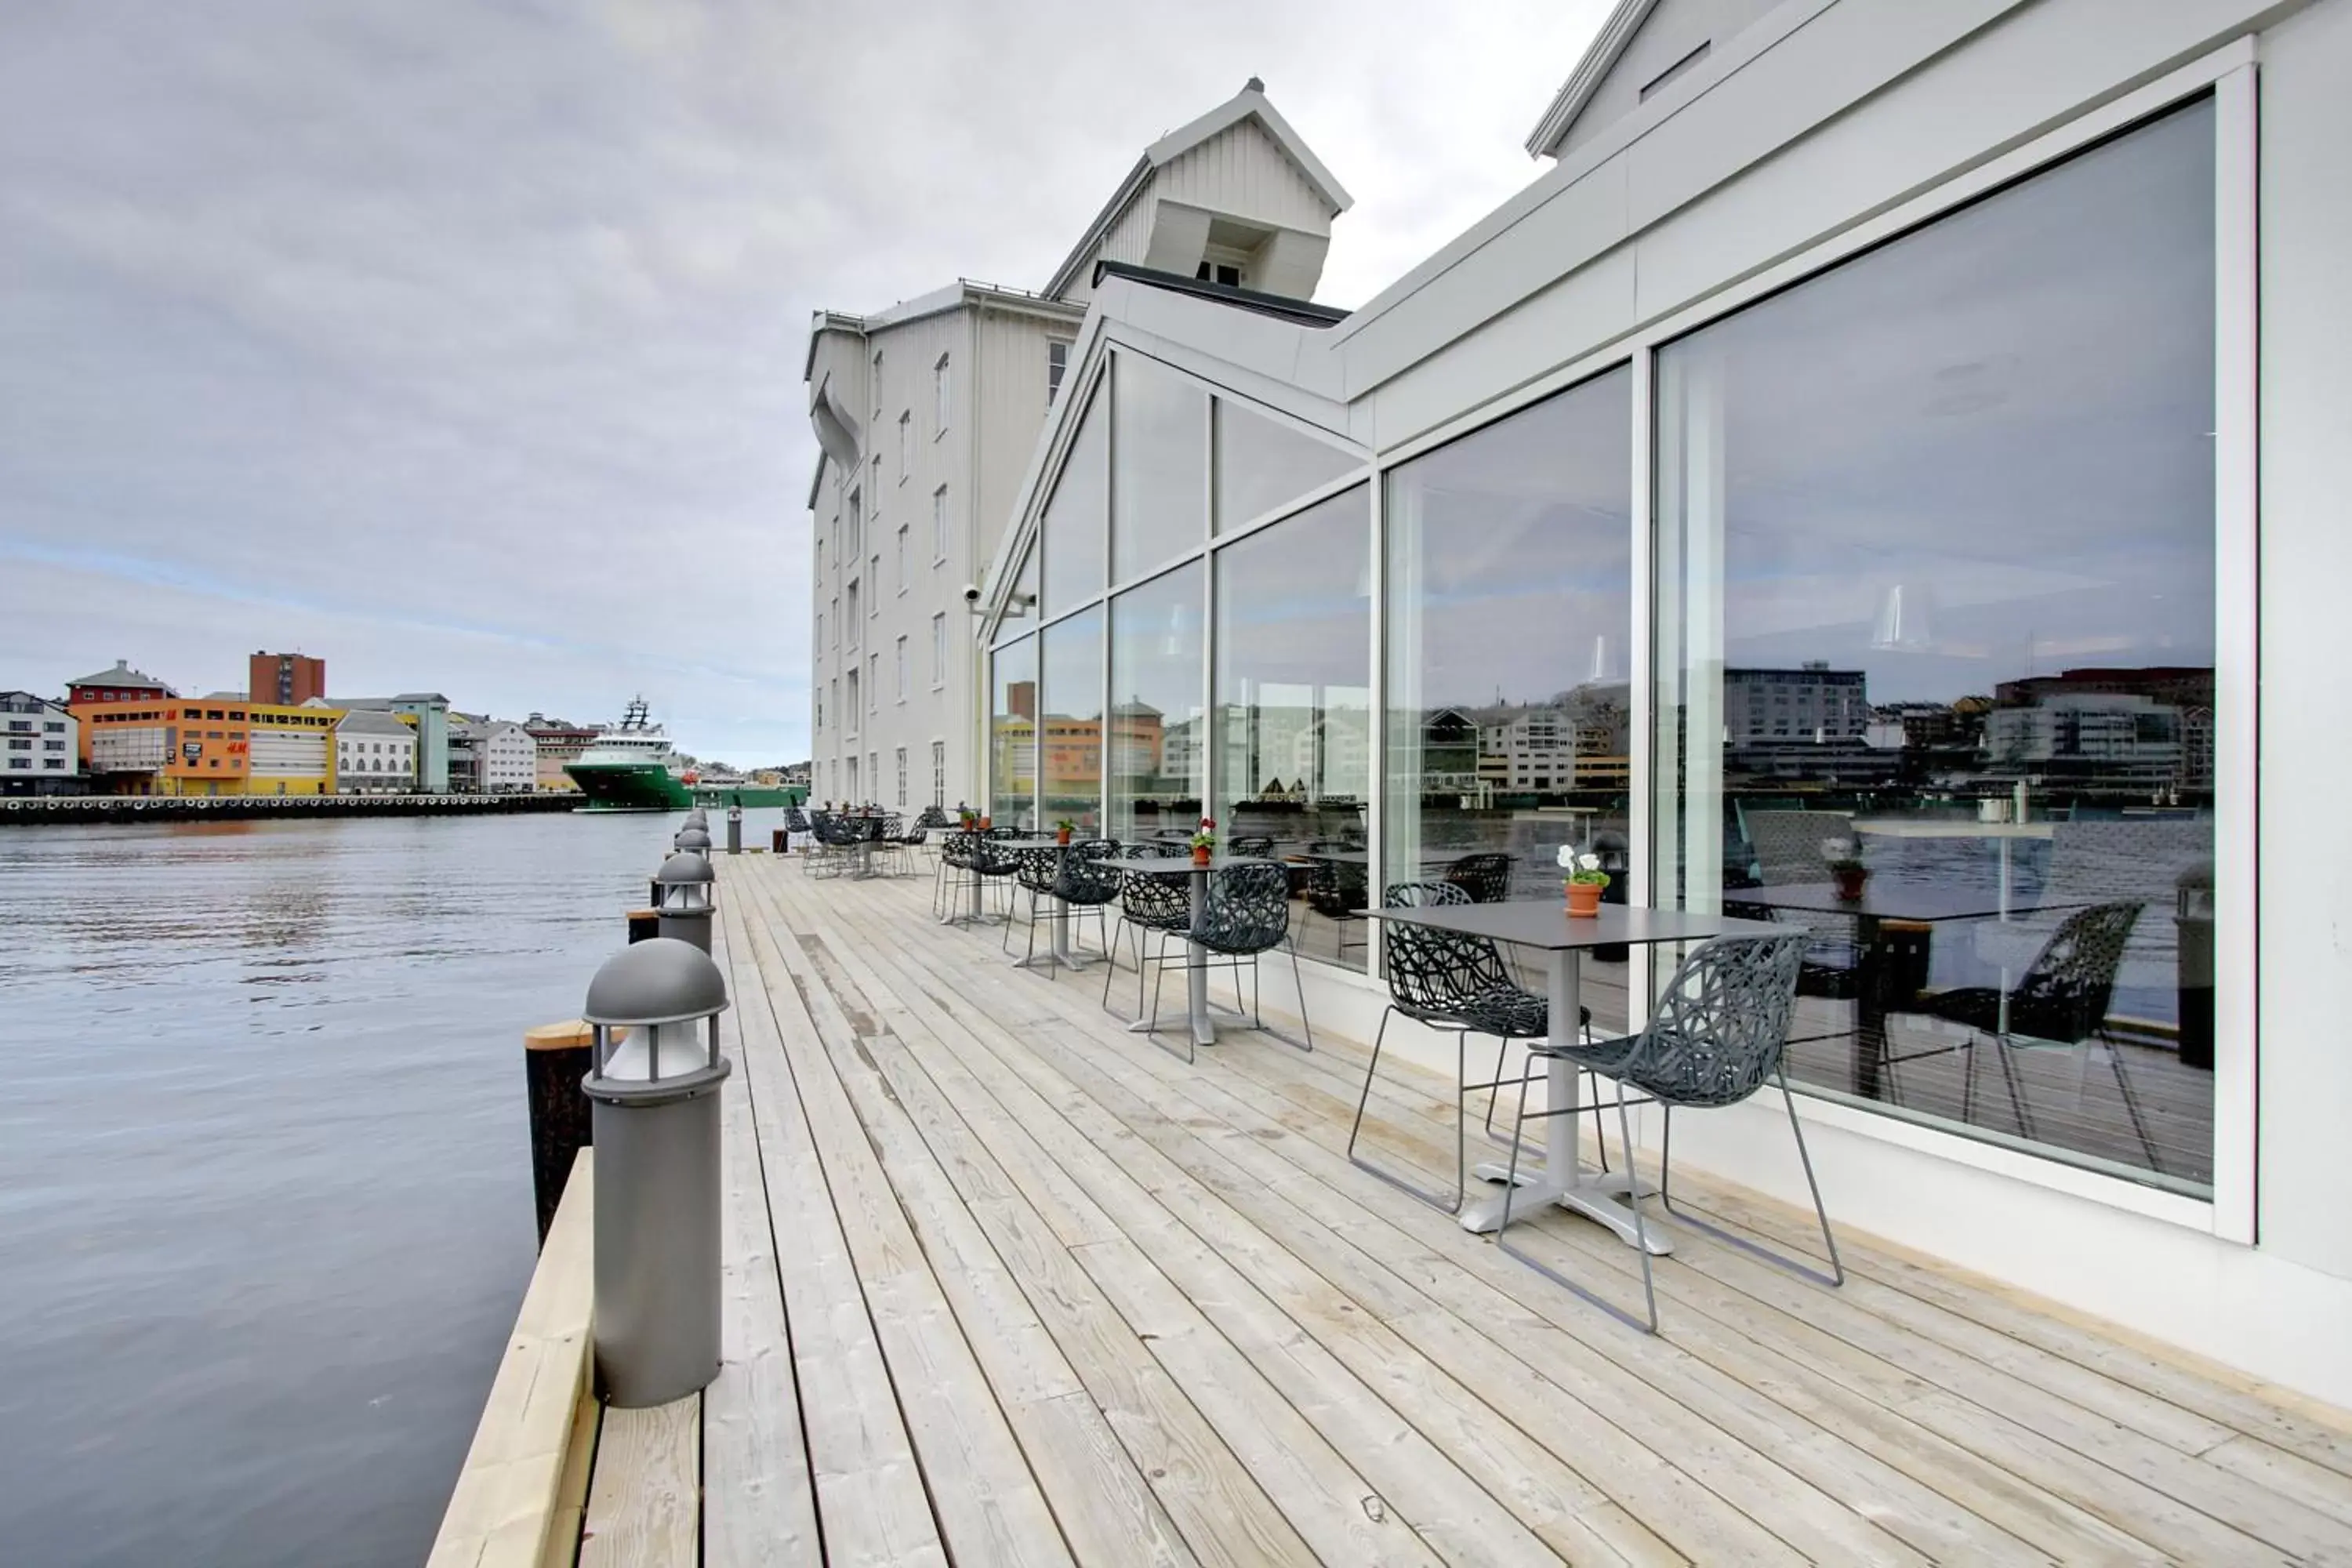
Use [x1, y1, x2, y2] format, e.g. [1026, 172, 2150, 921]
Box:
[977, 813, 993, 833]
[1557, 844, 1609, 917]
[1189, 817, 1218, 867]
[1823, 837, 1868, 902]
[1054, 817, 1076, 847]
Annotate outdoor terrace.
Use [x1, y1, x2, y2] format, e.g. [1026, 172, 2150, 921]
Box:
[528, 851, 2351, 1566]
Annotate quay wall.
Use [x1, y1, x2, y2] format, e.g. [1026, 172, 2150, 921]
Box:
[0, 793, 586, 826]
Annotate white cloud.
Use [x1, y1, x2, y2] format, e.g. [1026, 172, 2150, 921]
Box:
[0, 0, 1609, 762]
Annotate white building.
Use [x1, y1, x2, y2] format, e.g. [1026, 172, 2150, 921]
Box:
[478, 721, 536, 793]
[336, 708, 416, 793]
[0, 691, 77, 793]
[966, 0, 2352, 1408]
[805, 78, 1349, 812]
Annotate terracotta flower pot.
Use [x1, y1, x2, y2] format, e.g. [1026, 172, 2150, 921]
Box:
[1055, 828, 1073, 846]
[1191, 845, 1213, 867]
[1833, 866, 1869, 902]
[978, 815, 993, 832]
[1565, 880, 1602, 918]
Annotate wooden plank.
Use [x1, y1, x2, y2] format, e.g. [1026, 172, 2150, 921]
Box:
[429, 1148, 596, 1568]
[538, 1395, 600, 1568]
[579, 1396, 699, 1568]
[717, 891, 950, 1568]
[702, 919, 822, 1566]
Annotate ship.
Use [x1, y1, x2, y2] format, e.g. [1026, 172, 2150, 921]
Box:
[564, 698, 694, 811]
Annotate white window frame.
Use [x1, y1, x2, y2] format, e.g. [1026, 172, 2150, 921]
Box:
[1047, 339, 1069, 403]
[931, 739, 946, 808]
[895, 746, 908, 808]
[932, 485, 949, 564]
[895, 635, 908, 702]
[896, 524, 909, 595]
[931, 612, 947, 689]
[934, 354, 951, 438]
[898, 411, 911, 482]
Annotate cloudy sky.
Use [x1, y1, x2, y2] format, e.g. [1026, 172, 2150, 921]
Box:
[0, 0, 1609, 764]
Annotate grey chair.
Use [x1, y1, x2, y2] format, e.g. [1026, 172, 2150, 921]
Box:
[1348, 882, 1598, 1214]
[1499, 930, 1841, 1334]
[1102, 840, 1189, 1020]
[1443, 851, 1514, 905]
[1143, 862, 1313, 1064]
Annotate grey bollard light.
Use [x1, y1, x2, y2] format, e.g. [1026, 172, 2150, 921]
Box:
[684, 808, 708, 830]
[581, 938, 733, 1408]
[653, 850, 717, 953]
[726, 804, 742, 855]
[674, 826, 712, 859]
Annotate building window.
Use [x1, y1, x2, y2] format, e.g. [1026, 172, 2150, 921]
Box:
[895, 524, 908, 593]
[895, 635, 908, 701]
[1652, 96, 2216, 1189]
[898, 411, 911, 481]
[847, 581, 860, 642]
[931, 740, 946, 808]
[931, 613, 946, 688]
[932, 485, 949, 563]
[934, 354, 950, 436]
[1047, 339, 1069, 403]
[815, 611, 825, 651]
[846, 670, 859, 731]
[895, 746, 908, 808]
[871, 350, 882, 419]
[991, 635, 1035, 829]
[1112, 351, 1207, 583]
[815, 689, 824, 729]
[831, 596, 840, 648]
[867, 655, 879, 713]
[848, 488, 862, 557]
[1108, 561, 1204, 841]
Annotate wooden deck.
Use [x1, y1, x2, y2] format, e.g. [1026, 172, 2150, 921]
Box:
[566, 851, 2352, 1566]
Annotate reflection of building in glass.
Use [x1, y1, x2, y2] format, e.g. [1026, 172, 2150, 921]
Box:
[1726, 663, 1868, 742]
[1106, 701, 1165, 779]
[1476, 706, 1577, 791]
[1418, 709, 1480, 796]
[1984, 692, 2183, 792]
[1223, 701, 1368, 801]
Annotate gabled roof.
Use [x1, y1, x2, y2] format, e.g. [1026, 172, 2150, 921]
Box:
[336, 709, 415, 739]
[1523, 0, 1661, 158]
[1044, 79, 1353, 302]
[69, 659, 173, 693]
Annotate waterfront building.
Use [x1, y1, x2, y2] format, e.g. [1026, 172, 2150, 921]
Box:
[524, 714, 599, 793]
[248, 651, 325, 707]
[340, 693, 451, 792]
[335, 709, 416, 793]
[474, 720, 536, 793]
[245, 699, 344, 795]
[806, 78, 1348, 815]
[77, 693, 251, 796]
[0, 691, 78, 795]
[65, 659, 173, 709]
[960, 0, 2352, 1406]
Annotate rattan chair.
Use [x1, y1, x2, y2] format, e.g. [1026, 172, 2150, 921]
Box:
[1348, 882, 1599, 1214]
[1014, 840, 1121, 976]
[1102, 841, 1191, 1020]
[1443, 851, 1514, 905]
[1142, 862, 1313, 1064]
[1003, 845, 1065, 953]
[1498, 930, 1840, 1334]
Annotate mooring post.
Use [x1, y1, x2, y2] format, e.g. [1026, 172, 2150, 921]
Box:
[522, 1018, 614, 1246]
[626, 908, 659, 943]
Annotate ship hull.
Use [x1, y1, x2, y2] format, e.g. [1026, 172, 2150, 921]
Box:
[564, 759, 694, 811]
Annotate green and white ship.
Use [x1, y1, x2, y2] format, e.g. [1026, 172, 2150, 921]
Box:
[564, 698, 693, 811]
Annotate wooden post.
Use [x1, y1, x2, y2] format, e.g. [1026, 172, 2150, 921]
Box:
[523, 1020, 615, 1246]
[626, 908, 659, 944]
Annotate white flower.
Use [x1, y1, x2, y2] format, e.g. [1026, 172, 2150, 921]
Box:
[1555, 845, 1577, 869]
[1578, 852, 1602, 873]
[1820, 837, 1857, 861]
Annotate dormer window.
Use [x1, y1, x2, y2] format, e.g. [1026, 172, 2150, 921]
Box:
[1195, 261, 1242, 288]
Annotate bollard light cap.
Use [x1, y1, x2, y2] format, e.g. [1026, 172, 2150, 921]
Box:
[655, 850, 715, 885]
[583, 937, 729, 1025]
[673, 827, 712, 851]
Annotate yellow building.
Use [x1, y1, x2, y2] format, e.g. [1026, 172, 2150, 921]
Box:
[245, 699, 345, 795]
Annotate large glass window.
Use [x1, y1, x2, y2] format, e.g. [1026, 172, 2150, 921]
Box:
[1384, 367, 1634, 1027]
[1042, 394, 1106, 618]
[1653, 100, 2216, 1190]
[1040, 608, 1105, 833]
[1109, 562, 1205, 841]
[989, 634, 1036, 829]
[1112, 352, 1207, 583]
[1214, 485, 1372, 968]
[1215, 400, 1360, 533]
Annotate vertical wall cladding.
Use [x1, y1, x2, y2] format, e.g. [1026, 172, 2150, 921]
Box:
[1156, 119, 1331, 235]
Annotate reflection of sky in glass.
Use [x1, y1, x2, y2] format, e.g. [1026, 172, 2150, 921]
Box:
[1214, 485, 1371, 690]
[1040, 607, 1102, 722]
[1110, 561, 1203, 729]
[1388, 365, 1631, 709]
[1112, 354, 1205, 583]
[1679, 96, 2216, 706]
[1216, 399, 1363, 534]
[1042, 395, 1106, 617]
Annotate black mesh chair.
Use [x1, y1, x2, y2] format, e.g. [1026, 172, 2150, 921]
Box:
[1016, 840, 1121, 976]
[969, 833, 1021, 920]
[1893, 900, 2155, 1169]
[1348, 882, 1599, 1214]
[935, 829, 977, 917]
[1102, 843, 1190, 1021]
[808, 812, 862, 880]
[1305, 841, 1369, 962]
[1499, 930, 1839, 1334]
[1443, 851, 1514, 905]
[1003, 845, 1066, 953]
[1144, 862, 1313, 1064]
[1229, 834, 1276, 860]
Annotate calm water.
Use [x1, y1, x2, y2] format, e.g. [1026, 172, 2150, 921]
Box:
[0, 808, 783, 1567]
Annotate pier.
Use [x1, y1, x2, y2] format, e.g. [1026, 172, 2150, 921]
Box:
[0, 792, 583, 826]
[440, 851, 2352, 1567]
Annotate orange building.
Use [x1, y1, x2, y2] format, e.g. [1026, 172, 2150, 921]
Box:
[74, 694, 254, 796]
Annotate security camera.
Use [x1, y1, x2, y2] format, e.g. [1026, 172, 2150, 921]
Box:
[962, 583, 982, 604]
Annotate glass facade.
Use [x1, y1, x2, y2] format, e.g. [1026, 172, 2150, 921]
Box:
[981, 98, 2221, 1192]
[1384, 367, 1635, 1028]
[1654, 99, 2215, 1189]
[1108, 561, 1204, 842]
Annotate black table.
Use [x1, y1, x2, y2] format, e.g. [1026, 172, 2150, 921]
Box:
[1726, 881, 2065, 1100]
[1098, 855, 1282, 1049]
[1360, 899, 1779, 1250]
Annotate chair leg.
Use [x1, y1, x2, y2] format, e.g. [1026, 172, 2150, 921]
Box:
[1655, 1072, 1844, 1290]
[1995, 1038, 2034, 1140]
[1348, 1010, 1462, 1214]
[2103, 1030, 2162, 1175]
[1494, 1071, 1659, 1334]
[1286, 940, 1313, 1053]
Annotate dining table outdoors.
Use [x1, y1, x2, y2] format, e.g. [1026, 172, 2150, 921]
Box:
[1359, 898, 1780, 1252]
[996, 837, 1102, 973]
[1097, 853, 1283, 1050]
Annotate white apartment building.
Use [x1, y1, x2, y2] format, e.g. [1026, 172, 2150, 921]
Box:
[0, 691, 76, 793]
[336, 708, 416, 793]
[804, 79, 1349, 811]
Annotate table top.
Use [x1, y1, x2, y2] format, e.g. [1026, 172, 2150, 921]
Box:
[1294, 848, 1470, 866]
[1728, 881, 2038, 922]
[1359, 899, 1780, 951]
[1098, 854, 1283, 874]
[989, 836, 1073, 850]
[1852, 818, 2055, 840]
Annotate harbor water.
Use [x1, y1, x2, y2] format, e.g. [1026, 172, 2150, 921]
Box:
[0, 806, 796, 1568]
